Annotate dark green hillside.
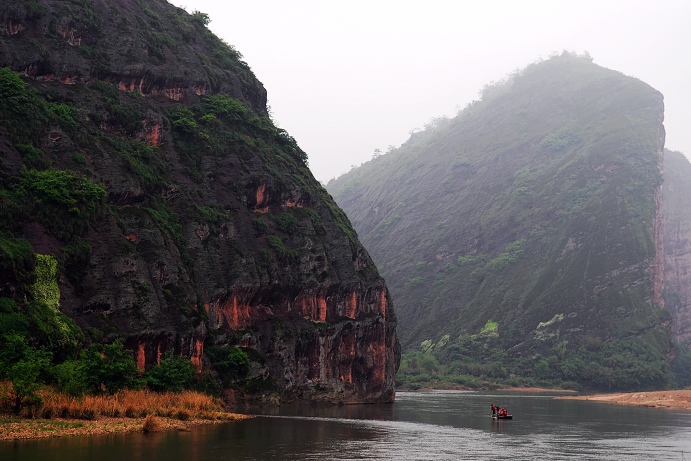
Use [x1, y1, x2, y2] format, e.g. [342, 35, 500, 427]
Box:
[662, 150, 691, 387]
[0, 0, 398, 405]
[329, 53, 670, 391]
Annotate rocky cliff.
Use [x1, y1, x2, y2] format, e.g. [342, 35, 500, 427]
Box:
[0, 0, 398, 403]
[663, 150, 691, 347]
[329, 53, 672, 391]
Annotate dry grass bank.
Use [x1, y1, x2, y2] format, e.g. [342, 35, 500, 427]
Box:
[35, 388, 233, 420]
[0, 383, 251, 441]
[557, 390, 691, 409]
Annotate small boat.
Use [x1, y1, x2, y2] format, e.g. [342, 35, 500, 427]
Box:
[492, 414, 513, 420]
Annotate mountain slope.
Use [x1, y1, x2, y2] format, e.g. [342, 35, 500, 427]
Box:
[663, 150, 691, 345]
[0, 0, 398, 403]
[329, 53, 671, 390]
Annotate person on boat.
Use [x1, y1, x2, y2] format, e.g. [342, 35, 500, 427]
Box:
[491, 404, 496, 416]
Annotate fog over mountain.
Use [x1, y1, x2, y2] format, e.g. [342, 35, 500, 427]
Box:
[174, 0, 691, 183]
[328, 54, 688, 391]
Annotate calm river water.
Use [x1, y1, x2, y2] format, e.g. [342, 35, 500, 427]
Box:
[3, 391, 691, 460]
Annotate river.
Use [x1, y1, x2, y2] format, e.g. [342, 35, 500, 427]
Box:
[3, 391, 691, 460]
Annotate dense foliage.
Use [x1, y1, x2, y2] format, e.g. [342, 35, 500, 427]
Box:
[170, 93, 308, 181]
[398, 325, 670, 391]
[0, 294, 252, 413]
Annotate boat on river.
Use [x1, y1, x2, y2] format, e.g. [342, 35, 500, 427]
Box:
[492, 414, 513, 420]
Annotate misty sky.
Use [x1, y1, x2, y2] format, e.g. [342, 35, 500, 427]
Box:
[171, 0, 691, 184]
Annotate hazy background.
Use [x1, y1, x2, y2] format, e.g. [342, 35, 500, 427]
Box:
[171, 0, 691, 184]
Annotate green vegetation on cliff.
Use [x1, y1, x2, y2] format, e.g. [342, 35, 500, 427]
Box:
[329, 52, 669, 391]
[0, 0, 398, 405]
[661, 150, 691, 388]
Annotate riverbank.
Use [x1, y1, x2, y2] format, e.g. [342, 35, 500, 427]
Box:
[499, 387, 578, 393]
[557, 390, 691, 409]
[0, 413, 250, 441]
[0, 387, 251, 441]
[398, 384, 577, 393]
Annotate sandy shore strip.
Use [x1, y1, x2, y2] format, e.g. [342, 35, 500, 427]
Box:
[557, 390, 691, 409]
[499, 387, 578, 393]
[0, 414, 252, 441]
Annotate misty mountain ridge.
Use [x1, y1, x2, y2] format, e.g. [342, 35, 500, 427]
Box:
[328, 52, 689, 391]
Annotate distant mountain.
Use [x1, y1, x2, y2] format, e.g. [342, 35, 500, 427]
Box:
[0, 0, 398, 403]
[328, 53, 681, 391]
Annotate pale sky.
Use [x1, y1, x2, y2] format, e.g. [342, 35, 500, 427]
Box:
[172, 0, 691, 183]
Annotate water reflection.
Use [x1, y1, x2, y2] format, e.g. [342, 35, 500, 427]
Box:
[245, 399, 397, 421]
[3, 391, 691, 460]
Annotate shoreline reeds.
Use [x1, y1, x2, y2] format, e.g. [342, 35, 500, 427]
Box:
[1, 383, 239, 422]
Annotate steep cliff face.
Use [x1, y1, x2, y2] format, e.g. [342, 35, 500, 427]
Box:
[329, 54, 672, 390]
[653, 130, 666, 308]
[0, 0, 398, 403]
[663, 150, 691, 347]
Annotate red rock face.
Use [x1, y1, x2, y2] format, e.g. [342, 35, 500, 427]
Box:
[117, 77, 188, 101]
[345, 290, 358, 319]
[190, 338, 204, 373]
[60, 75, 78, 85]
[206, 283, 399, 403]
[193, 83, 207, 96]
[254, 183, 270, 213]
[378, 288, 387, 318]
[285, 198, 305, 208]
[216, 295, 253, 330]
[136, 341, 146, 371]
[369, 334, 387, 389]
[338, 332, 355, 384]
[297, 293, 328, 322]
[132, 338, 200, 372]
[145, 122, 161, 147]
